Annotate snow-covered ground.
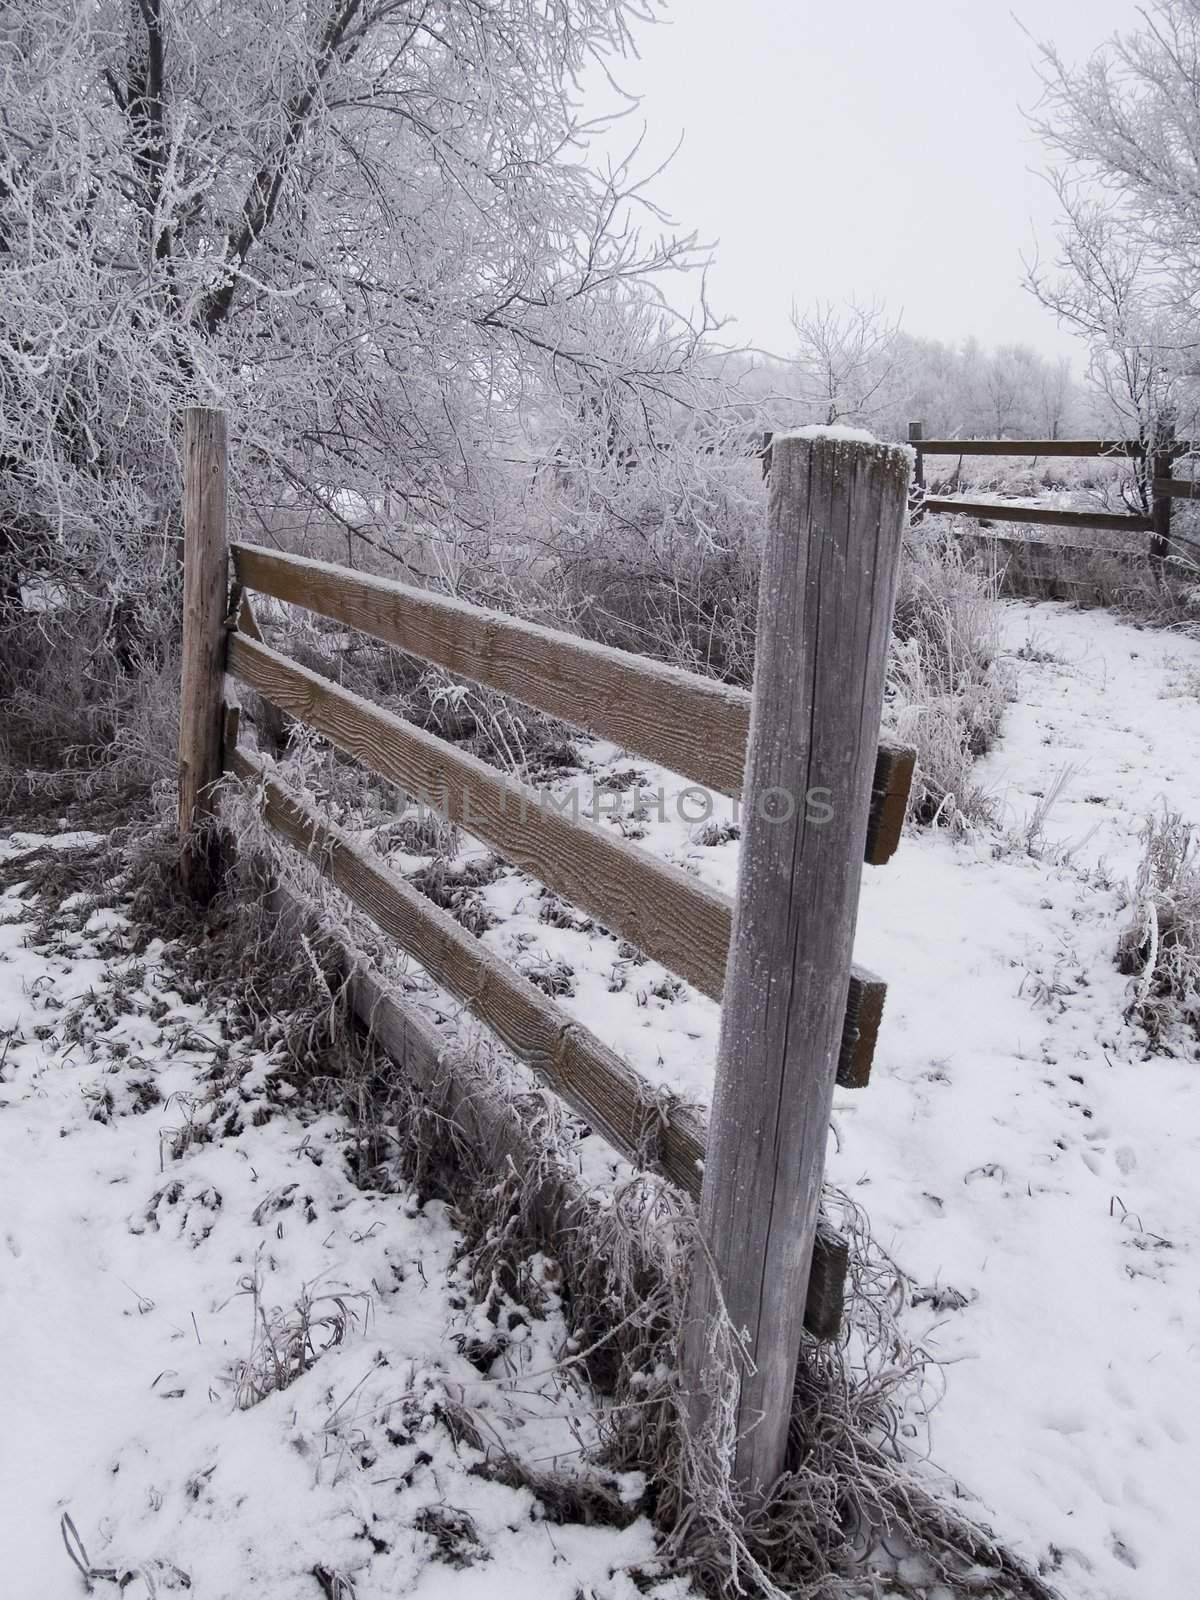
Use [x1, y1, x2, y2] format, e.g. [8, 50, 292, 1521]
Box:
[0, 847, 669, 1597]
[437, 599, 1200, 1599]
[4, 597, 1199, 1599]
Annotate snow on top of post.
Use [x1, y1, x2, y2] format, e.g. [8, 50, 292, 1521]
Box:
[776, 423, 880, 445]
[772, 426, 916, 469]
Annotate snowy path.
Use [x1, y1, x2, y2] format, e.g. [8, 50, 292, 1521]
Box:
[976, 603, 1200, 880]
[846, 602, 1200, 1599]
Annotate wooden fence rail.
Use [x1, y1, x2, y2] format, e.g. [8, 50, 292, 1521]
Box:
[177, 411, 913, 1496]
[230, 540, 916, 844]
[907, 421, 1200, 562]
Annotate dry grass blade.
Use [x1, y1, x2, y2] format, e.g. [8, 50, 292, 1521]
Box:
[229, 1267, 371, 1410]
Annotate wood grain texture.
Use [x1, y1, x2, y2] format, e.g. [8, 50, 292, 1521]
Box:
[230, 542, 914, 861]
[226, 742, 708, 1194]
[803, 1220, 849, 1342]
[227, 628, 885, 1080]
[865, 743, 914, 866]
[925, 497, 1155, 534]
[836, 967, 886, 1089]
[227, 630, 734, 1001]
[683, 432, 910, 1493]
[178, 407, 230, 899]
[232, 541, 751, 796]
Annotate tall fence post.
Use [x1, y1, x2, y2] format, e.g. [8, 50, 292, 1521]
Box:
[178, 406, 230, 900]
[1150, 418, 1175, 563]
[682, 431, 910, 1495]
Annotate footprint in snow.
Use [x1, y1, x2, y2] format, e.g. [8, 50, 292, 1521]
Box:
[129, 1180, 222, 1245]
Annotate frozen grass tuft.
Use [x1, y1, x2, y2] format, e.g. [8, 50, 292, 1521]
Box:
[228, 1266, 370, 1409]
[888, 529, 1013, 832]
[1118, 805, 1200, 1047]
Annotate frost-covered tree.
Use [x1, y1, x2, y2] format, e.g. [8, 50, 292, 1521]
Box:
[1029, 0, 1200, 446]
[786, 297, 901, 427]
[0, 0, 735, 664]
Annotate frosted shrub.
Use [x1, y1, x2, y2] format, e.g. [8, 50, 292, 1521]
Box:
[1119, 805, 1200, 1046]
[887, 530, 1011, 829]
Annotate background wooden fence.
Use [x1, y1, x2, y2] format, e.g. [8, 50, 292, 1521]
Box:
[177, 408, 913, 1494]
[907, 421, 1199, 564]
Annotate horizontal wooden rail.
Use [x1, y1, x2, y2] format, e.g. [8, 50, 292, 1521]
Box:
[1154, 477, 1200, 499]
[228, 631, 734, 1001]
[237, 735, 847, 1333]
[227, 630, 886, 1079]
[915, 438, 1151, 458]
[226, 740, 710, 1194]
[233, 542, 750, 795]
[923, 497, 1155, 534]
[231, 542, 913, 864]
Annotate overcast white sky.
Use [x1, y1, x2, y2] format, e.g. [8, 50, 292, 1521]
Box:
[583, 0, 1142, 364]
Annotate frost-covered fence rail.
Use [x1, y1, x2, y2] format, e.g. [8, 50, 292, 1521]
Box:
[177, 411, 912, 1483]
[908, 422, 1199, 562]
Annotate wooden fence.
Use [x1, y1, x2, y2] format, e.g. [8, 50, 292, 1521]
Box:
[907, 421, 1200, 563]
[177, 408, 914, 1494]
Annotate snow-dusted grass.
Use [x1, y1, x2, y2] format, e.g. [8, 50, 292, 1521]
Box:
[0, 841, 667, 1598]
[889, 532, 1012, 829]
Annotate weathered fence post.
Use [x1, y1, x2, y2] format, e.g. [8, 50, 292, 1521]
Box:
[178, 407, 230, 900]
[1149, 418, 1175, 563]
[908, 420, 925, 522]
[908, 420, 924, 487]
[682, 430, 910, 1495]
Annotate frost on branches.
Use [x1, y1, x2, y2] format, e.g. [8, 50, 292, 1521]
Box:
[0, 0, 749, 679]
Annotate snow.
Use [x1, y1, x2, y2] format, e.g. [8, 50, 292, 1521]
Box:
[776, 423, 881, 445]
[7, 596, 1200, 1598]
[0, 839, 680, 1598]
[977, 602, 1200, 881]
[0, 828, 105, 860]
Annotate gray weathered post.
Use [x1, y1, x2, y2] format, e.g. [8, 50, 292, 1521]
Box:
[682, 431, 910, 1495]
[178, 407, 230, 899]
[908, 420, 924, 486]
[908, 420, 925, 520]
[1149, 418, 1175, 563]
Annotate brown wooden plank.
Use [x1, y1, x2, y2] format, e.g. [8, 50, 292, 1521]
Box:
[683, 431, 910, 1492]
[925, 497, 1155, 534]
[231, 591, 290, 754]
[227, 630, 885, 1082]
[230, 543, 912, 864]
[232, 541, 751, 797]
[227, 631, 734, 1002]
[865, 742, 914, 866]
[915, 438, 1148, 458]
[1150, 423, 1176, 562]
[1153, 477, 1200, 498]
[178, 408, 230, 899]
[804, 1221, 849, 1342]
[836, 967, 886, 1088]
[908, 421, 925, 495]
[225, 742, 709, 1194]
